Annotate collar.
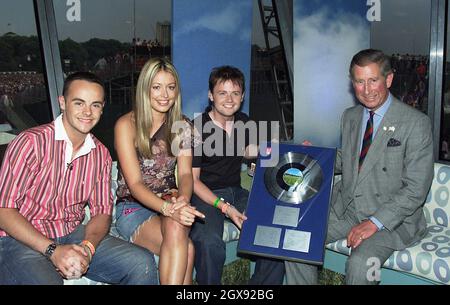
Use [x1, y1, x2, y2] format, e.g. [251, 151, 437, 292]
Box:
[54, 114, 96, 161]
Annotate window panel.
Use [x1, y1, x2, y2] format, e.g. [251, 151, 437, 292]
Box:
[53, 0, 171, 160]
[0, 1, 51, 158]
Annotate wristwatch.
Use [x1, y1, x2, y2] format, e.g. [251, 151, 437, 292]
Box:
[44, 242, 57, 260]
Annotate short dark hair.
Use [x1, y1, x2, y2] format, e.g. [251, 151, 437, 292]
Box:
[208, 65, 245, 93]
[62, 71, 105, 98]
[349, 49, 392, 79]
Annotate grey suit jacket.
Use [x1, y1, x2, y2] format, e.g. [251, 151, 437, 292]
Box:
[333, 96, 434, 250]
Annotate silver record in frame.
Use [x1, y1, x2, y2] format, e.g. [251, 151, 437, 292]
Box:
[264, 152, 323, 204]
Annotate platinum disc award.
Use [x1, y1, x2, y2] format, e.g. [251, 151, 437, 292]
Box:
[264, 152, 323, 204]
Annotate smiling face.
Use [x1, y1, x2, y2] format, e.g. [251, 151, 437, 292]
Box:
[58, 79, 104, 144]
[351, 62, 393, 111]
[208, 80, 244, 120]
[149, 70, 177, 117]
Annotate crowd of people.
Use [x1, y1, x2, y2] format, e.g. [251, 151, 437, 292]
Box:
[390, 53, 429, 112]
[0, 72, 45, 98]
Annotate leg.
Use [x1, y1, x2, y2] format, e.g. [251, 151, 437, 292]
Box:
[249, 258, 285, 285]
[190, 191, 229, 284]
[184, 239, 195, 284]
[116, 201, 194, 284]
[284, 208, 355, 284]
[85, 233, 158, 285]
[0, 237, 63, 285]
[159, 216, 193, 284]
[231, 187, 286, 284]
[345, 230, 395, 285]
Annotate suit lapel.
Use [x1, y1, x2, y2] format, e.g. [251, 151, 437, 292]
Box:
[357, 99, 400, 183]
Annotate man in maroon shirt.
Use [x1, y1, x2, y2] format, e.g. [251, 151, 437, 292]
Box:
[0, 72, 157, 285]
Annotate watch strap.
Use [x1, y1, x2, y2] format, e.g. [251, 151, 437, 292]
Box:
[44, 242, 57, 260]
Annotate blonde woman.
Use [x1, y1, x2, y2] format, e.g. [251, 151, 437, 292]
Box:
[114, 58, 204, 285]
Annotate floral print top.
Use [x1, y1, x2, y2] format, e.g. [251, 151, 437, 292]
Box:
[116, 118, 194, 202]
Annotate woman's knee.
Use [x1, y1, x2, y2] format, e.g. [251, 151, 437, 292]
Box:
[162, 217, 190, 242]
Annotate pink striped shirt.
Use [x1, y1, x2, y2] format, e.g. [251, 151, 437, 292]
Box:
[0, 120, 113, 238]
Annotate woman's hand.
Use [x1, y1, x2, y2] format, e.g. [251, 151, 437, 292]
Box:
[169, 204, 205, 226]
[164, 194, 205, 226]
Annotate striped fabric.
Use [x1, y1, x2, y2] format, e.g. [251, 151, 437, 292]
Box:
[0, 122, 113, 238]
[358, 111, 374, 171]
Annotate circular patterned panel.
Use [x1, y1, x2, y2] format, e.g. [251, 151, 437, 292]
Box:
[433, 209, 449, 227]
[436, 247, 450, 258]
[415, 252, 432, 275]
[395, 250, 413, 271]
[436, 166, 450, 184]
[435, 187, 450, 208]
[433, 259, 450, 283]
[421, 242, 438, 252]
[428, 225, 444, 233]
[432, 236, 450, 244]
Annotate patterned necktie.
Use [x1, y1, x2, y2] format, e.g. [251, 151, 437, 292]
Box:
[359, 111, 374, 171]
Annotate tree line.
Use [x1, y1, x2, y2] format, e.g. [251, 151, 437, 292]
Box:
[0, 32, 131, 72]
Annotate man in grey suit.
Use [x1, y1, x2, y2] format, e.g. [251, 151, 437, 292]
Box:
[285, 49, 434, 284]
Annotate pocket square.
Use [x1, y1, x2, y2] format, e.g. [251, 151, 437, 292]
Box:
[387, 138, 401, 147]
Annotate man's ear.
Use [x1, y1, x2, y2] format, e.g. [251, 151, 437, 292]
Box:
[385, 72, 394, 89]
[208, 90, 213, 102]
[58, 96, 66, 112]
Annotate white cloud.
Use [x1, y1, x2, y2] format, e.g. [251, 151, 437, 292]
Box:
[294, 7, 369, 147]
[175, 2, 251, 40]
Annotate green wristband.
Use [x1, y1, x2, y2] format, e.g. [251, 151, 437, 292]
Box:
[213, 197, 221, 208]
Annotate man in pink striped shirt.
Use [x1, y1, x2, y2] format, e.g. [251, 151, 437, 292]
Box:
[0, 72, 157, 284]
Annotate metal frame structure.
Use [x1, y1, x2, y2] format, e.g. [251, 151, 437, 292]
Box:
[429, 0, 447, 161]
[34, 0, 64, 118]
[257, 0, 293, 141]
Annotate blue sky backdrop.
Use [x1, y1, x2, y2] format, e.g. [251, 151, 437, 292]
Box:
[294, 0, 370, 148]
[172, 0, 252, 119]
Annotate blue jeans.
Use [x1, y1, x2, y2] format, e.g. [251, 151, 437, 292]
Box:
[114, 201, 158, 242]
[0, 225, 158, 285]
[190, 186, 285, 284]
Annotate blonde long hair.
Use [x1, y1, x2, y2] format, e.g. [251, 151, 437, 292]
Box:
[134, 58, 183, 158]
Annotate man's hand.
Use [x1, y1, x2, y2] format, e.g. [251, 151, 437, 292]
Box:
[50, 244, 90, 279]
[347, 220, 378, 249]
[226, 206, 247, 229]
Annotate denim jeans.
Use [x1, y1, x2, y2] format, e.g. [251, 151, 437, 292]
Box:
[115, 201, 158, 242]
[0, 225, 158, 285]
[190, 186, 285, 285]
